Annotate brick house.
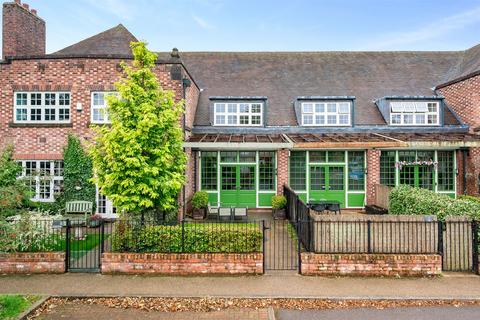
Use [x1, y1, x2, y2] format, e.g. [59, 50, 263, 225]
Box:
[1, 1, 480, 218]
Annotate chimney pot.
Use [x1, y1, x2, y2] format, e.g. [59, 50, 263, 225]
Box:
[171, 47, 179, 58]
[31, 9, 37, 15]
[22, 3, 29, 10]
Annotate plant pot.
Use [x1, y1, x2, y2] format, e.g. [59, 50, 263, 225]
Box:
[192, 208, 205, 220]
[273, 208, 286, 220]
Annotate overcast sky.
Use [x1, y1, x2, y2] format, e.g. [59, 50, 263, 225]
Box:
[8, 0, 480, 53]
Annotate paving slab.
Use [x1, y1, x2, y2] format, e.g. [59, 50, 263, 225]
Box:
[1, 273, 480, 299]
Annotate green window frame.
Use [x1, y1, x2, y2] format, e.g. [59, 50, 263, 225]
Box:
[438, 151, 455, 191]
[201, 152, 218, 190]
[259, 151, 275, 191]
[380, 150, 396, 187]
[290, 151, 307, 190]
[348, 151, 365, 191]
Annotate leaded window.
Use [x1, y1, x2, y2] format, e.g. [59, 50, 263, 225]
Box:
[301, 101, 351, 126]
[201, 152, 218, 190]
[289, 151, 306, 190]
[438, 151, 455, 191]
[380, 151, 396, 187]
[390, 101, 439, 126]
[14, 92, 70, 123]
[348, 151, 364, 191]
[259, 151, 275, 190]
[91, 92, 117, 124]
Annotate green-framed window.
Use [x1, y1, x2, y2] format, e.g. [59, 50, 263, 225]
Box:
[290, 151, 307, 190]
[380, 150, 396, 187]
[348, 151, 364, 191]
[201, 152, 218, 190]
[259, 151, 275, 191]
[438, 151, 455, 191]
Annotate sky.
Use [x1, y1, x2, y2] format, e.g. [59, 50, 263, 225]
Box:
[8, 0, 480, 53]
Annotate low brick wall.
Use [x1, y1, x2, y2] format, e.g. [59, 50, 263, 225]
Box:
[101, 253, 263, 275]
[0, 252, 65, 274]
[301, 253, 441, 277]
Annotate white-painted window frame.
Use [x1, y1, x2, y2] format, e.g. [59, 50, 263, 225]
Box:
[213, 102, 263, 126]
[13, 92, 71, 124]
[17, 160, 64, 202]
[301, 101, 351, 126]
[91, 92, 118, 124]
[389, 101, 440, 126]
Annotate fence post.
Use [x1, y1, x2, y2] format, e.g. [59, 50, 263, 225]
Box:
[65, 219, 70, 271]
[101, 219, 105, 253]
[297, 221, 302, 274]
[472, 221, 479, 274]
[367, 220, 372, 253]
[181, 219, 185, 253]
[262, 220, 266, 274]
[437, 221, 444, 256]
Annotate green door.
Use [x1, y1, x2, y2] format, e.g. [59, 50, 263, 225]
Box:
[220, 165, 256, 207]
[399, 165, 434, 190]
[309, 165, 345, 207]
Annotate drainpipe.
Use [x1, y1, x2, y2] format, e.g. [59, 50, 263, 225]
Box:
[460, 147, 469, 194]
[182, 78, 192, 220]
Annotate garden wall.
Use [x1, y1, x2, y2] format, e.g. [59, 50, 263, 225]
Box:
[301, 253, 442, 277]
[101, 253, 263, 275]
[0, 252, 65, 274]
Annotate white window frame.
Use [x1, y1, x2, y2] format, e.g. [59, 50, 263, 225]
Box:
[301, 101, 351, 126]
[213, 102, 263, 126]
[389, 101, 440, 126]
[17, 160, 64, 202]
[13, 92, 71, 124]
[91, 92, 118, 124]
[96, 186, 117, 216]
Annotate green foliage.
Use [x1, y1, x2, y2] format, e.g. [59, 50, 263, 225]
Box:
[90, 42, 186, 216]
[458, 194, 480, 204]
[0, 295, 39, 320]
[389, 185, 480, 220]
[0, 214, 61, 252]
[0, 146, 30, 218]
[271, 195, 287, 209]
[191, 191, 208, 209]
[62, 134, 96, 211]
[112, 222, 262, 253]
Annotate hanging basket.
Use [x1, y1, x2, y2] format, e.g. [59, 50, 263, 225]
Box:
[395, 160, 438, 171]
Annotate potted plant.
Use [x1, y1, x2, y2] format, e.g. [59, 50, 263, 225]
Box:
[88, 213, 102, 227]
[271, 195, 287, 219]
[191, 191, 209, 220]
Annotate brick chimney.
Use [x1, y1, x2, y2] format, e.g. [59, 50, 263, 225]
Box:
[2, 0, 45, 59]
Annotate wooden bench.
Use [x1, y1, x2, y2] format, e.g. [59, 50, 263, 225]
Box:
[59, 201, 93, 221]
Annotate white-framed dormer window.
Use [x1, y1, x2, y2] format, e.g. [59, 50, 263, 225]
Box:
[390, 101, 439, 126]
[301, 101, 351, 126]
[17, 160, 64, 202]
[91, 92, 118, 124]
[14, 92, 71, 124]
[214, 102, 263, 126]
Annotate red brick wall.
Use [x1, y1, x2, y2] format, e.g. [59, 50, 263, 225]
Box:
[277, 149, 289, 195]
[2, 1, 45, 59]
[438, 75, 480, 132]
[366, 149, 381, 205]
[465, 147, 480, 195]
[301, 253, 441, 277]
[101, 253, 263, 275]
[0, 252, 65, 274]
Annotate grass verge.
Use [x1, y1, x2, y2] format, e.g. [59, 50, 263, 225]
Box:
[0, 295, 40, 320]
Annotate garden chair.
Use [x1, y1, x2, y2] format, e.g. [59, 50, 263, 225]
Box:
[219, 207, 232, 221]
[207, 202, 220, 220]
[234, 207, 248, 221]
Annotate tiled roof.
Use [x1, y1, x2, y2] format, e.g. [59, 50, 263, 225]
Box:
[188, 133, 289, 143]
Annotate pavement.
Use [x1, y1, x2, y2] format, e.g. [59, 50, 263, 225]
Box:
[1, 272, 480, 299]
[276, 306, 480, 320]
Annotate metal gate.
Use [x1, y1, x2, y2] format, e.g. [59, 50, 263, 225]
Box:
[263, 220, 299, 271]
[65, 219, 105, 272]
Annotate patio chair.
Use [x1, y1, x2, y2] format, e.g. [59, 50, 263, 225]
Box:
[234, 207, 248, 220]
[219, 207, 232, 221]
[207, 202, 220, 220]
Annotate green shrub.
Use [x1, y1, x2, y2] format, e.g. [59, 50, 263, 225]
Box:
[191, 191, 209, 209]
[389, 185, 480, 220]
[112, 222, 262, 253]
[271, 195, 287, 209]
[458, 195, 480, 204]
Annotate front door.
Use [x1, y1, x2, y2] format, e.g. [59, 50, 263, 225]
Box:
[220, 165, 256, 207]
[309, 165, 345, 207]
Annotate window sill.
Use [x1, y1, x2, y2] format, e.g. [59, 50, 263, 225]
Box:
[9, 122, 73, 128]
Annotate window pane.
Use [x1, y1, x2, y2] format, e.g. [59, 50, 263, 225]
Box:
[16, 108, 27, 121]
[239, 115, 249, 124]
[327, 103, 336, 113]
[215, 115, 225, 124]
[415, 114, 425, 124]
[31, 93, 41, 105]
[227, 104, 237, 113]
[327, 115, 337, 124]
[438, 151, 454, 191]
[391, 114, 401, 124]
[403, 114, 413, 124]
[417, 150, 434, 161]
[251, 104, 262, 113]
[428, 102, 437, 112]
[314, 103, 325, 113]
[303, 114, 313, 125]
[201, 152, 217, 190]
[251, 115, 261, 125]
[302, 103, 313, 113]
[328, 151, 345, 162]
[315, 115, 325, 124]
[338, 103, 350, 114]
[428, 114, 437, 124]
[290, 151, 306, 190]
[380, 151, 396, 187]
[309, 151, 326, 163]
[239, 104, 249, 113]
[259, 151, 275, 190]
[45, 93, 56, 105]
[239, 151, 256, 163]
[215, 103, 225, 113]
[16, 93, 27, 105]
[348, 151, 364, 191]
[220, 151, 237, 163]
[339, 114, 349, 124]
[398, 151, 415, 162]
[227, 115, 237, 124]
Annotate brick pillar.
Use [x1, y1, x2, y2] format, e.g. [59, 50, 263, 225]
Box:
[456, 149, 465, 195]
[277, 149, 289, 195]
[366, 149, 381, 205]
[466, 147, 480, 196]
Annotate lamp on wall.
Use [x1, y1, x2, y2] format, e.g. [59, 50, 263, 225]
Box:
[76, 102, 82, 111]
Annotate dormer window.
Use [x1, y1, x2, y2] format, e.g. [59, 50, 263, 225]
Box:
[390, 101, 439, 125]
[301, 101, 351, 126]
[214, 102, 263, 126]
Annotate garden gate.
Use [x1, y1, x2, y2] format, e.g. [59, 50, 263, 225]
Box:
[65, 219, 105, 272]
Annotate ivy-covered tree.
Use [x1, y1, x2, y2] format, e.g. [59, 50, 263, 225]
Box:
[62, 134, 96, 208]
[90, 42, 186, 217]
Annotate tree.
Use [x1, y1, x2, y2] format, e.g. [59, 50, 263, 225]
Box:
[62, 134, 96, 208]
[90, 42, 186, 217]
[0, 145, 29, 218]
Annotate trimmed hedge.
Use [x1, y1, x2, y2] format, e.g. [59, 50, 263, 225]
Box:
[111, 222, 263, 253]
[389, 185, 480, 220]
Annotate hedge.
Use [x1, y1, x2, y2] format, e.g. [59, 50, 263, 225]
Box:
[111, 222, 263, 253]
[389, 185, 480, 220]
